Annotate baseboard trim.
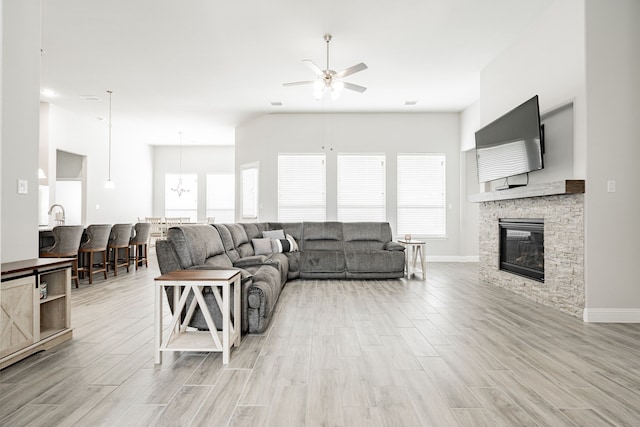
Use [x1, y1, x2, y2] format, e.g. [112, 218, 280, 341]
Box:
[426, 256, 479, 262]
[583, 308, 640, 323]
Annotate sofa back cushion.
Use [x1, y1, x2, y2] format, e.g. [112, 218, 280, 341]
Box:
[302, 222, 344, 251]
[166, 225, 230, 269]
[213, 224, 240, 263]
[223, 223, 254, 258]
[241, 222, 269, 241]
[343, 222, 392, 251]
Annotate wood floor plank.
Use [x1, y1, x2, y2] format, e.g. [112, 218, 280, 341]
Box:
[153, 385, 212, 427]
[190, 369, 252, 427]
[418, 356, 483, 409]
[263, 384, 308, 426]
[470, 387, 537, 427]
[399, 370, 461, 426]
[305, 369, 344, 427]
[227, 405, 270, 427]
[485, 369, 578, 427]
[0, 403, 62, 427]
[2, 260, 640, 426]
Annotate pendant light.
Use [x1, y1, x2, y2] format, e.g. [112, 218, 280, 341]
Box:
[104, 90, 115, 189]
[171, 131, 190, 197]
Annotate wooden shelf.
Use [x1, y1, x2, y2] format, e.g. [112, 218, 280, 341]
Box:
[1, 258, 72, 370]
[469, 180, 585, 203]
[40, 293, 66, 304]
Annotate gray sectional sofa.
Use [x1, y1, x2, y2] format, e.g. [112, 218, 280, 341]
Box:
[156, 221, 405, 334]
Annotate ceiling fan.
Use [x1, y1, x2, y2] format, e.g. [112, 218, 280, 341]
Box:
[283, 34, 368, 100]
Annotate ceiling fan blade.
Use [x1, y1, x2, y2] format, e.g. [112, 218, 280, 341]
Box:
[335, 62, 368, 79]
[302, 59, 324, 77]
[343, 82, 367, 93]
[283, 80, 316, 87]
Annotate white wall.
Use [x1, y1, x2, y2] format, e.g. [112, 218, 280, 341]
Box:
[153, 145, 235, 221]
[477, 0, 640, 320]
[583, 0, 640, 320]
[46, 104, 153, 224]
[459, 103, 481, 259]
[480, 0, 586, 182]
[236, 113, 464, 258]
[1, 0, 41, 262]
[459, 101, 479, 152]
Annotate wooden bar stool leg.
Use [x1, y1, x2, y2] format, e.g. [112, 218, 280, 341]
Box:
[72, 257, 79, 288]
[88, 251, 94, 284]
[102, 250, 108, 280]
[113, 248, 118, 276]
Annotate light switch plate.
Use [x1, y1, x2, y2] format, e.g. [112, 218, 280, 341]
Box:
[17, 179, 28, 195]
[607, 180, 616, 193]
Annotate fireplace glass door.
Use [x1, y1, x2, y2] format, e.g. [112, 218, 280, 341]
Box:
[499, 218, 544, 282]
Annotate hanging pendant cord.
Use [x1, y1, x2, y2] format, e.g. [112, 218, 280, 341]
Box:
[107, 90, 113, 181]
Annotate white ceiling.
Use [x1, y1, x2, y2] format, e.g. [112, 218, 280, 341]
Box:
[40, 0, 556, 146]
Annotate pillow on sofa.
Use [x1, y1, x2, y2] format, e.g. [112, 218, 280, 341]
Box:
[262, 229, 285, 239]
[286, 234, 299, 251]
[252, 238, 273, 255]
[271, 234, 299, 253]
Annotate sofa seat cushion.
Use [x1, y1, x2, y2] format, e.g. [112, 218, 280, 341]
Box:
[345, 250, 405, 273]
[283, 251, 300, 275]
[266, 253, 289, 286]
[301, 250, 346, 273]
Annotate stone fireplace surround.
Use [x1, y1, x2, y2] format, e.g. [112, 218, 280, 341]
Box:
[470, 181, 585, 318]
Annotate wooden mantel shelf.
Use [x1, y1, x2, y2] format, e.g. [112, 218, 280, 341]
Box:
[468, 180, 585, 203]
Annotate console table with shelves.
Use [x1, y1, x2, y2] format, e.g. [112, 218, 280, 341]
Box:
[1, 258, 73, 370]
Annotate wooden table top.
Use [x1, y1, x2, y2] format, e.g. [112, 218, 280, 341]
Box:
[155, 269, 241, 282]
[2, 258, 74, 276]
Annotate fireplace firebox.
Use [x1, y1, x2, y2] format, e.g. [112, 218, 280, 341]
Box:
[499, 218, 544, 282]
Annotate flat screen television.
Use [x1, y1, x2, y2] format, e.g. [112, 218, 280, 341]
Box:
[475, 95, 544, 186]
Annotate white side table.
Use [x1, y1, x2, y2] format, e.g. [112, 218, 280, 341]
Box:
[154, 269, 241, 364]
[398, 239, 426, 280]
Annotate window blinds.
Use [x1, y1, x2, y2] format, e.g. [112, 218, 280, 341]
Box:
[278, 154, 326, 221]
[397, 154, 446, 237]
[337, 154, 386, 222]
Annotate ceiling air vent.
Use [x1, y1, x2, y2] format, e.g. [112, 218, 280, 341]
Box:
[80, 95, 102, 101]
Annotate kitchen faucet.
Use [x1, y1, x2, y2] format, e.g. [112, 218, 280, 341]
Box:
[48, 204, 66, 225]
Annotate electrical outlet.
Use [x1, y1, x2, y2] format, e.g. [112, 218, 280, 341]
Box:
[17, 179, 28, 195]
[607, 180, 616, 193]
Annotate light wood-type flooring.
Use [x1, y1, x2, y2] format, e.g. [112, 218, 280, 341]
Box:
[1, 253, 640, 426]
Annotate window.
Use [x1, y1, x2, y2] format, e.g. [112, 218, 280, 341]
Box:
[337, 154, 386, 222]
[165, 173, 198, 221]
[278, 154, 326, 221]
[397, 154, 446, 237]
[206, 174, 235, 223]
[241, 166, 258, 219]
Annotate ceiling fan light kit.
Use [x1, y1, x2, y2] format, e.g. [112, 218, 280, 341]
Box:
[284, 34, 367, 101]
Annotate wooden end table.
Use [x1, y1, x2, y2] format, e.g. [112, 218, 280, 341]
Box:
[154, 269, 241, 364]
[398, 239, 426, 280]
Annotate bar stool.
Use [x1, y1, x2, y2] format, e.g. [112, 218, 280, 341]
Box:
[129, 222, 151, 270]
[39, 225, 85, 288]
[108, 224, 134, 276]
[77, 224, 111, 284]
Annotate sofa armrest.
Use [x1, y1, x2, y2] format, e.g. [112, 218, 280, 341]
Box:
[234, 255, 268, 268]
[384, 241, 406, 251]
